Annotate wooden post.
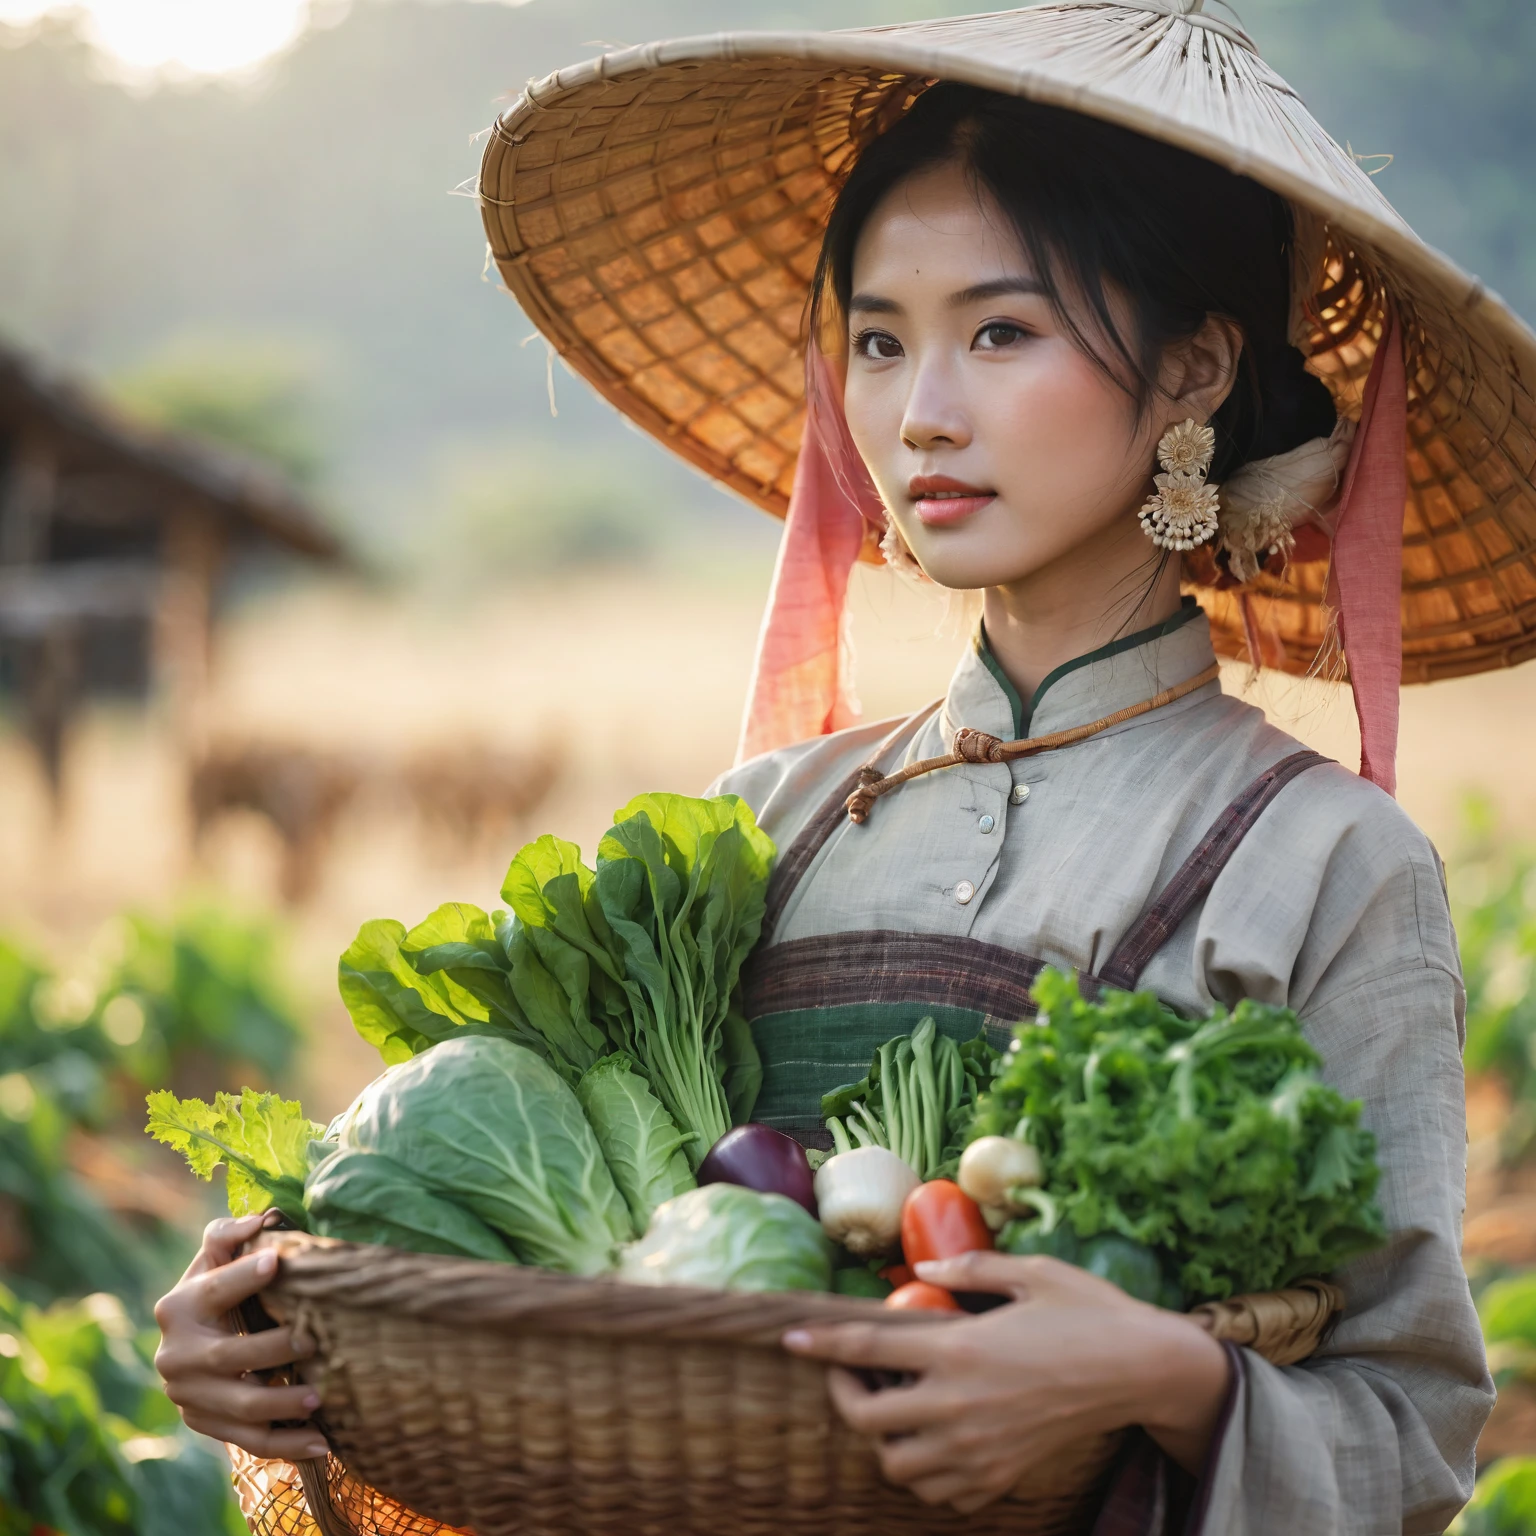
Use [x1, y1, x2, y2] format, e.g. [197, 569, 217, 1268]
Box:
[154, 499, 227, 762]
[0, 429, 57, 566]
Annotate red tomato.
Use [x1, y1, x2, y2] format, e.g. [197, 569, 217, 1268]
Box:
[884, 1280, 961, 1312]
[878, 1263, 914, 1289]
[900, 1179, 994, 1267]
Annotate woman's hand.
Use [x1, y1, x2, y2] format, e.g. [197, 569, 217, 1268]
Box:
[782, 1251, 1231, 1514]
[153, 1211, 328, 1463]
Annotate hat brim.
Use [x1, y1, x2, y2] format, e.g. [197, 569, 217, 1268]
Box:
[480, 4, 1536, 684]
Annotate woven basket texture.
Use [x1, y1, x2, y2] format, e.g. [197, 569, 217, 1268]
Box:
[477, 1, 1536, 684]
[230, 1234, 1341, 1536]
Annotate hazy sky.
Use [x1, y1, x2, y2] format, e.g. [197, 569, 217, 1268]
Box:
[0, 0, 317, 71]
[0, 0, 517, 73]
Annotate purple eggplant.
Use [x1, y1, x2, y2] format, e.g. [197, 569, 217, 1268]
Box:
[698, 1124, 817, 1216]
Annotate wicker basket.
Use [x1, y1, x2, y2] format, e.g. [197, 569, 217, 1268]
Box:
[233, 1233, 1340, 1536]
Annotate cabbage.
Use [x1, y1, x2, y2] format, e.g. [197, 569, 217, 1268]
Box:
[575, 1053, 695, 1231]
[618, 1184, 832, 1293]
[339, 1035, 633, 1274]
[303, 1146, 517, 1263]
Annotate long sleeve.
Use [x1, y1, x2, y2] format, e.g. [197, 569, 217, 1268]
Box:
[1194, 963, 1494, 1534]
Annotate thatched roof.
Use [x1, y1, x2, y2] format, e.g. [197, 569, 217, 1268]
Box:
[0, 343, 342, 561]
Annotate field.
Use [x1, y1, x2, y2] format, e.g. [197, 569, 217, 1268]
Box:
[3, 556, 1535, 1119]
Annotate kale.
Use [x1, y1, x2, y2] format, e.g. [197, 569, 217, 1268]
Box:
[969, 969, 1387, 1301]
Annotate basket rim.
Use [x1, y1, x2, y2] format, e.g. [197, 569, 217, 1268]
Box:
[256, 1231, 942, 1347]
[254, 1231, 1343, 1363]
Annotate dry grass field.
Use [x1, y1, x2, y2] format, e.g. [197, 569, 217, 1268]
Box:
[4, 556, 1535, 1119]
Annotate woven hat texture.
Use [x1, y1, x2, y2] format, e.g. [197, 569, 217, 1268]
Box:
[478, 0, 1536, 685]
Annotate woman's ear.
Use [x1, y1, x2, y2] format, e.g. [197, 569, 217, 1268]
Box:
[1159, 315, 1243, 426]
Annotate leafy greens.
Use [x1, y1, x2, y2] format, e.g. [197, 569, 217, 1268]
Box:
[575, 1053, 696, 1231]
[498, 793, 773, 1163]
[339, 1035, 633, 1274]
[303, 1146, 517, 1263]
[969, 969, 1387, 1301]
[821, 1017, 998, 1180]
[144, 1088, 323, 1228]
[618, 1184, 832, 1293]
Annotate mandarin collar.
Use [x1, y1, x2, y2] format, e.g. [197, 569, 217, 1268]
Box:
[939, 601, 1218, 743]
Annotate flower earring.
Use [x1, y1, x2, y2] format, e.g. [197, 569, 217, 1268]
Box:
[1139, 419, 1220, 551]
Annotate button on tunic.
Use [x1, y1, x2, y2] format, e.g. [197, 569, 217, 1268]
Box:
[709, 608, 1491, 1536]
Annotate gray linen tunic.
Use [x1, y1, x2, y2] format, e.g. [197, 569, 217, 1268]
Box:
[710, 606, 1493, 1534]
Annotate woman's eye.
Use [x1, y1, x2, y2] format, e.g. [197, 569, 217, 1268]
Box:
[853, 329, 903, 361]
[975, 321, 1028, 350]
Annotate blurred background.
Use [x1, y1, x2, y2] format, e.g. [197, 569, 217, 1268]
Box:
[0, 1, 1533, 1531]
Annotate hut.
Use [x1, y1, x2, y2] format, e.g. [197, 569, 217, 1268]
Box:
[0, 342, 342, 795]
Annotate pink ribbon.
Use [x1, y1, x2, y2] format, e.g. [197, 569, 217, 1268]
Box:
[1330, 308, 1408, 796]
[735, 351, 882, 764]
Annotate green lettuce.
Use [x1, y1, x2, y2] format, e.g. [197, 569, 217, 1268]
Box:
[338, 904, 542, 1066]
[968, 969, 1386, 1301]
[587, 793, 772, 1162]
[575, 1053, 695, 1230]
[339, 1034, 632, 1274]
[303, 1146, 517, 1262]
[145, 1088, 322, 1227]
[618, 1184, 832, 1293]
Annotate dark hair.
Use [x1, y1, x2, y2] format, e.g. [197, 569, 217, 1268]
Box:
[812, 84, 1336, 479]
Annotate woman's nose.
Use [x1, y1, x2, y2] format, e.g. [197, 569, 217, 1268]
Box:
[899, 360, 972, 451]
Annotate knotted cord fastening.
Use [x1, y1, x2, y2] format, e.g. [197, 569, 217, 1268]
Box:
[844, 662, 1222, 824]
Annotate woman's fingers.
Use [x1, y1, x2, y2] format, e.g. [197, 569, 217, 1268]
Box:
[189, 1249, 279, 1320]
[903, 1468, 979, 1508]
[156, 1249, 276, 1337]
[913, 1250, 1138, 1312]
[156, 1322, 310, 1388]
[181, 1211, 279, 1281]
[781, 1319, 944, 1372]
[168, 1374, 320, 1426]
[182, 1413, 330, 1464]
[208, 1324, 314, 1376]
[911, 1250, 1037, 1300]
[824, 1366, 951, 1438]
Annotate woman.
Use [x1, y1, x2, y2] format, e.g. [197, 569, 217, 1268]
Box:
[157, 2, 1530, 1530]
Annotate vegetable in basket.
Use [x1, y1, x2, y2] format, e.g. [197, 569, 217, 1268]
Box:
[885, 1280, 961, 1313]
[303, 1146, 518, 1263]
[814, 1145, 920, 1255]
[498, 793, 774, 1160]
[618, 1183, 833, 1293]
[820, 1016, 997, 1180]
[336, 794, 775, 1155]
[575, 1052, 696, 1231]
[145, 1087, 324, 1229]
[900, 1179, 994, 1266]
[340, 1035, 633, 1274]
[968, 968, 1387, 1301]
[339, 902, 536, 1066]
[697, 1122, 818, 1215]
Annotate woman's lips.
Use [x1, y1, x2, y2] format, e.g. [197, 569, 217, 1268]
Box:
[909, 478, 996, 526]
[914, 492, 995, 525]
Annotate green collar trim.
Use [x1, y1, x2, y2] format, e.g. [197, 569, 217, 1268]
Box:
[975, 597, 1202, 738]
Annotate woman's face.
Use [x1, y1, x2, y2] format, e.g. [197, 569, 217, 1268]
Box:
[840, 162, 1176, 593]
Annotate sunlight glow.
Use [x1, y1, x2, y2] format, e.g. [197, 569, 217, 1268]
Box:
[0, 0, 316, 75]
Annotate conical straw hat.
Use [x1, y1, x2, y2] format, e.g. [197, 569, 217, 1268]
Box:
[479, 0, 1536, 686]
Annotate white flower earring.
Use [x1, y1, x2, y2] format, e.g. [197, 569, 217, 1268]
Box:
[1139, 419, 1221, 551]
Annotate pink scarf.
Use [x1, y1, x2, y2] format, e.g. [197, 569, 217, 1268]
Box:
[737, 328, 1409, 796]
